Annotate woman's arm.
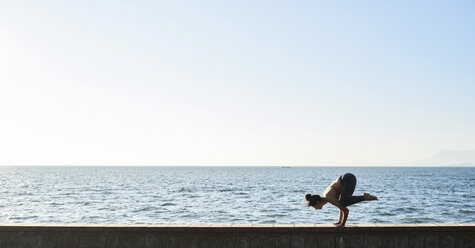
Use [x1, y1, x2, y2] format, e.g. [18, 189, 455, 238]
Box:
[325, 197, 349, 227]
[338, 207, 349, 227]
[334, 210, 343, 225]
[334, 211, 342, 225]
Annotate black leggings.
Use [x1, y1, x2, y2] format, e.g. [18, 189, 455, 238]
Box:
[338, 173, 365, 207]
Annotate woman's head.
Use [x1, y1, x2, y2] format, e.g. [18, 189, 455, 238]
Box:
[305, 194, 323, 209]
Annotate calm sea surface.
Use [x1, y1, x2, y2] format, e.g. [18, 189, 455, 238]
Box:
[0, 166, 473, 224]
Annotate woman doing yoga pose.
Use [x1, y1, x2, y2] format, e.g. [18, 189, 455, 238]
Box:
[305, 173, 378, 228]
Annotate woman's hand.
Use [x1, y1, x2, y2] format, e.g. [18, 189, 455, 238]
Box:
[333, 221, 341, 226]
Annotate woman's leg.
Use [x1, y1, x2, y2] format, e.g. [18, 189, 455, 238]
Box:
[339, 173, 365, 206]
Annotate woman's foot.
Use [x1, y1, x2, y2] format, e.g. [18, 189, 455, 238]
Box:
[364, 193, 378, 201]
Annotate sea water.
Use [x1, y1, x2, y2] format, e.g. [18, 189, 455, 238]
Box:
[0, 166, 473, 224]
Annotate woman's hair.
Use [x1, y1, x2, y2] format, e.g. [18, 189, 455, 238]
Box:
[305, 194, 322, 207]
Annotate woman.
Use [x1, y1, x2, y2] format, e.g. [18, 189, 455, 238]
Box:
[305, 173, 377, 228]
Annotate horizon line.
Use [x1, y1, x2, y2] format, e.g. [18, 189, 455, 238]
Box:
[0, 164, 473, 167]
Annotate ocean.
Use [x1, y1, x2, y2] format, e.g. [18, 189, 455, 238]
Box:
[0, 166, 473, 224]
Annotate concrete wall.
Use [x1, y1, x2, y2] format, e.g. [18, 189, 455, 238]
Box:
[0, 224, 473, 248]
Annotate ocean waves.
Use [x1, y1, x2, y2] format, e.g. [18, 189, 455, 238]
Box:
[0, 166, 473, 224]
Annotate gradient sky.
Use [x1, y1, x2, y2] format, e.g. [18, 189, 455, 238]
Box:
[1, 1, 474, 166]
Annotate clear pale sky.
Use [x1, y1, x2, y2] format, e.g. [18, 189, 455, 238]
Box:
[1, 1, 474, 166]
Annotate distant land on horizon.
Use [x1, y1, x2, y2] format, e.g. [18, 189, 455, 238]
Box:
[405, 150, 475, 167]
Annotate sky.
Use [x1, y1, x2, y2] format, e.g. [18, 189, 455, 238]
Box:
[1, 1, 474, 166]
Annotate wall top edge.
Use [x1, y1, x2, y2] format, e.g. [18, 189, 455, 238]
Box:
[0, 223, 473, 232]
